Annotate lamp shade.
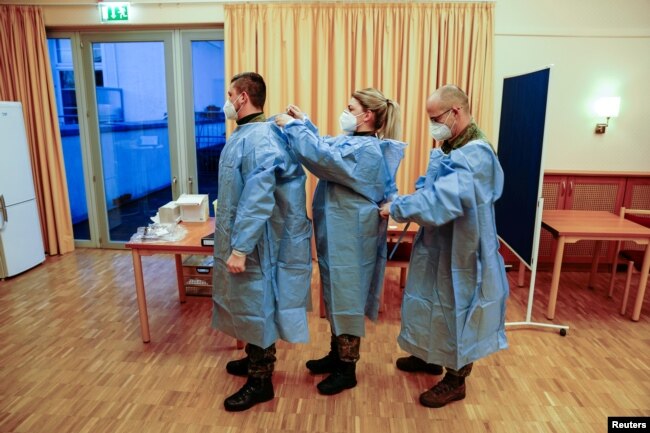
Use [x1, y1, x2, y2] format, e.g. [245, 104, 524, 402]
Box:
[594, 97, 621, 118]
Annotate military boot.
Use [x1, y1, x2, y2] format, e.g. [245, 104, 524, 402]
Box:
[396, 355, 443, 375]
[225, 356, 249, 377]
[419, 372, 466, 408]
[306, 337, 338, 374]
[223, 376, 274, 412]
[316, 360, 357, 395]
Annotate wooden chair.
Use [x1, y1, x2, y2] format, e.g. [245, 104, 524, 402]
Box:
[608, 207, 650, 315]
[386, 240, 412, 289]
[380, 241, 412, 312]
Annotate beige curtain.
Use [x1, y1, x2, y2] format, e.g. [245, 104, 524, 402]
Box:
[0, 5, 75, 255]
[225, 2, 494, 197]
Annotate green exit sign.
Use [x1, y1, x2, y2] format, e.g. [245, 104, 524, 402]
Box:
[100, 3, 130, 23]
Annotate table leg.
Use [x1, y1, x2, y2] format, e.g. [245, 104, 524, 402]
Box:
[518, 260, 526, 287]
[131, 250, 151, 343]
[319, 281, 325, 318]
[174, 254, 186, 303]
[547, 236, 566, 320]
[588, 241, 602, 289]
[631, 244, 650, 321]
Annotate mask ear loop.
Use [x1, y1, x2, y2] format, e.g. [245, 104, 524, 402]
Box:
[361, 109, 377, 133]
[352, 110, 366, 130]
[446, 109, 457, 136]
[233, 93, 245, 115]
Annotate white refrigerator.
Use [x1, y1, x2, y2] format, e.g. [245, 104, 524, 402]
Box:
[0, 101, 45, 278]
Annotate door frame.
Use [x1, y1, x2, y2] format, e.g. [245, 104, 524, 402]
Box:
[180, 29, 225, 196]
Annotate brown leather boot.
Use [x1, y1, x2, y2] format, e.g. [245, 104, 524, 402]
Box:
[396, 355, 443, 375]
[419, 373, 466, 408]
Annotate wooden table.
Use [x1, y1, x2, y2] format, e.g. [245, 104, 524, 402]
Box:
[541, 210, 650, 321]
[124, 219, 240, 344]
[387, 220, 419, 242]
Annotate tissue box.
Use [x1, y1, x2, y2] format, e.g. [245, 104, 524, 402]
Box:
[158, 201, 180, 224]
[176, 194, 209, 222]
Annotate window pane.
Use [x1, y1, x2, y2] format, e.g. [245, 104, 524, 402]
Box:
[191, 40, 225, 215]
[47, 37, 90, 240]
[92, 41, 173, 242]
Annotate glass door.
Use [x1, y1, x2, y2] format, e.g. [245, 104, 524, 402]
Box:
[181, 30, 225, 215]
[47, 35, 94, 244]
[81, 32, 179, 246]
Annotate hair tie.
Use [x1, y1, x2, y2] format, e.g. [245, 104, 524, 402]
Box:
[385, 98, 391, 105]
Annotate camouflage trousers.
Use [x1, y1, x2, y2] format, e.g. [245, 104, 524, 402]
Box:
[446, 363, 473, 378]
[245, 343, 276, 378]
[333, 333, 360, 363]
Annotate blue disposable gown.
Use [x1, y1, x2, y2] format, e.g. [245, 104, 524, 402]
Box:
[211, 120, 313, 348]
[390, 140, 509, 370]
[284, 119, 405, 337]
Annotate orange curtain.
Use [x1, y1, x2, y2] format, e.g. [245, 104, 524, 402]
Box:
[0, 5, 74, 255]
[225, 2, 494, 196]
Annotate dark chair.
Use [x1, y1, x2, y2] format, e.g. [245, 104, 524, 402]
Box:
[607, 207, 650, 315]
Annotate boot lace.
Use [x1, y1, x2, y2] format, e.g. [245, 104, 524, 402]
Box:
[430, 375, 459, 395]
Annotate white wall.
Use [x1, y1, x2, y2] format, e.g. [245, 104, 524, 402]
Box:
[6, 0, 650, 172]
[494, 0, 650, 172]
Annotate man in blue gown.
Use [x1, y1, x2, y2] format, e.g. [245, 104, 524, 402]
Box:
[212, 72, 312, 411]
[380, 85, 509, 408]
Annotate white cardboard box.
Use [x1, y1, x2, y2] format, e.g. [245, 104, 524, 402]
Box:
[158, 201, 180, 224]
[176, 194, 209, 222]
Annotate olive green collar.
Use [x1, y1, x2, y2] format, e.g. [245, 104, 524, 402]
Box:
[442, 121, 488, 154]
[237, 112, 266, 125]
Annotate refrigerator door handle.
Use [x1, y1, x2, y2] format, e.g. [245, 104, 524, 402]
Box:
[0, 194, 7, 227]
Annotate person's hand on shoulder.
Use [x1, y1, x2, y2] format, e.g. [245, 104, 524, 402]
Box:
[275, 114, 293, 128]
[286, 104, 305, 120]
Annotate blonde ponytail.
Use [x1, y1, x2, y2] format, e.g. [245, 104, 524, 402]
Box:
[352, 88, 402, 140]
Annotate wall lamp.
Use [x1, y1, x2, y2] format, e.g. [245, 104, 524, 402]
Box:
[594, 96, 620, 134]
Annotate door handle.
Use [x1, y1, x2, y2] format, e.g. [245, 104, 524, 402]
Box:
[560, 181, 566, 197]
[568, 180, 574, 196]
[172, 176, 177, 195]
[0, 194, 7, 226]
[188, 177, 193, 193]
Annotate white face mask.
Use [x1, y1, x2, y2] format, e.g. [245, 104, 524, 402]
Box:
[429, 111, 454, 141]
[223, 93, 243, 121]
[339, 110, 364, 132]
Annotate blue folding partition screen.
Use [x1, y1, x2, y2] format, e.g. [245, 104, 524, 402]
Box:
[495, 67, 550, 268]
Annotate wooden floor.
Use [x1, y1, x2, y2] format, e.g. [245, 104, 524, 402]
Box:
[0, 249, 648, 433]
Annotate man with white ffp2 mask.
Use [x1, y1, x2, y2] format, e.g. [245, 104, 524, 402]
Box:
[380, 84, 508, 409]
[212, 72, 312, 412]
